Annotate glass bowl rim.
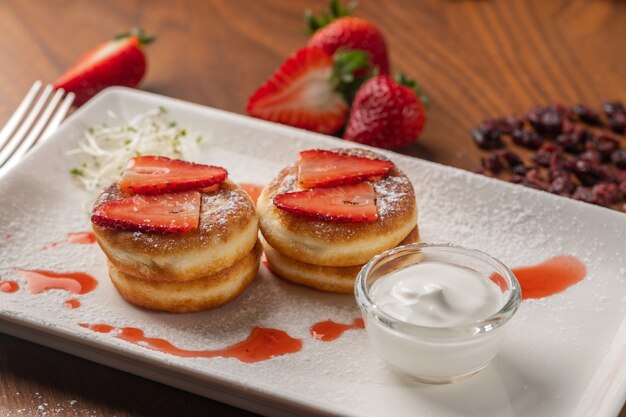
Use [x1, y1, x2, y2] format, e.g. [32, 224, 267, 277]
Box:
[355, 242, 522, 339]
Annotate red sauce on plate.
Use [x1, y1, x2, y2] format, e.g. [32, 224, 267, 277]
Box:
[80, 324, 302, 363]
[310, 318, 365, 342]
[513, 255, 586, 300]
[0, 280, 19, 293]
[67, 231, 97, 244]
[44, 231, 96, 250]
[492, 255, 586, 300]
[15, 269, 98, 295]
[63, 298, 81, 309]
[239, 183, 264, 205]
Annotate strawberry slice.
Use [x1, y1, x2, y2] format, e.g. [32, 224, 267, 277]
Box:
[273, 182, 377, 223]
[298, 149, 394, 188]
[119, 156, 227, 195]
[53, 29, 155, 106]
[246, 46, 368, 135]
[199, 184, 221, 193]
[91, 191, 201, 233]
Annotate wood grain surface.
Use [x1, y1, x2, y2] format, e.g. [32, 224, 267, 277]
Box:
[0, 0, 624, 416]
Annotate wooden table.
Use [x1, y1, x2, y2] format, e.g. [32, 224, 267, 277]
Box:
[0, 1, 624, 416]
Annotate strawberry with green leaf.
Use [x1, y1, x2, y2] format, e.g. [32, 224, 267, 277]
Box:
[344, 74, 428, 150]
[306, 0, 390, 75]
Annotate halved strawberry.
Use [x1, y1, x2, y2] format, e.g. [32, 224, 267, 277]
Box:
[273, 182, 377, 223]
[246, 46, 370, 135]
[91, 191, 201, 233]
[298, 149, 393, 188]
[118, 156, 227, 195]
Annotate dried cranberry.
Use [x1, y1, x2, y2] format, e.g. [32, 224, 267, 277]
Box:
[572, 183, 618, 206]
[611, 149, 626, 169]
[549, 175, 575, 196]
[485, 116, 524, 134]
[481, 154, 503, 174]
[596, 133, 620, 160]
[580, 148, 601, 164]
[527, 106, 563, 136]
[573, 104, 602, 125]
[548, 152, 571, 181]
[572, 186, 595, 204]
[561, 119, 576, 134]
[531, 144, 561, 167]
[608, 113, 626, 134]
[498, 150, 524, 168]
[556, 130, 586, 154]
[592, 183, 619, 206]
[611, 167, 626, 183]
[522, 169, 548, 190]
[471, 124, 503, 150]
[512, 164, 529, 176]
[549, 103, 574, 120]
[510, 175, 524, 184]
[620, 181, 626, 199]
[602, 100, 625, 118]
[572, 159, 609, 186]
[511, 129, 543, 150]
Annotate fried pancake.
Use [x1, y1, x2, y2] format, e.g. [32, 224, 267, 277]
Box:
[257, 148, 418, 267]
[108, 240, 262, 313]
[263, 226, 419, 294]
[93, 180, 258, 282]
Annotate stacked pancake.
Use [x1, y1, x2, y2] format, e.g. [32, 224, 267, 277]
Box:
[91, 156, 260, 313]
[257, 148, 419, 294]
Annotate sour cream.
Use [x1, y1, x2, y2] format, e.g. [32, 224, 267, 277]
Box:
[370, 262, 503, 328]
[356, 244, 521, 384]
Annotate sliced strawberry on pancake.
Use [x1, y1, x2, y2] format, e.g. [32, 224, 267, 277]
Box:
[297, 149, 394, 188]
[119, 156, 227, 195]
[91, 190, 201, 233]
[273, 182, 377, 223]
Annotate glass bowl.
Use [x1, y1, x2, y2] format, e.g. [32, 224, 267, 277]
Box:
[355, 242, 521, 384]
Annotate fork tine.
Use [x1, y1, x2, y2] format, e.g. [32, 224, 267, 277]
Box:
[0, 81, 42, 151]
[0, 84, 53, 168]
[40, 91, 74, 143]
[3, 87, 66, 171]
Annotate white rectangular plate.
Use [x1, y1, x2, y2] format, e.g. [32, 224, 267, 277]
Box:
[1, 88, 625, 417]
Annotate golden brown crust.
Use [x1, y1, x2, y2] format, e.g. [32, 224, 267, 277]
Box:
[93, 180, 255, 254]
[257, 148, 418, 266]
[108, 240, 262, 313]
[92, 179, 259, 281]
[263, 226, 420, 294]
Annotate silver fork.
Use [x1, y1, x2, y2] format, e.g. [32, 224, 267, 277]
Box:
[0, 81, 74, 174]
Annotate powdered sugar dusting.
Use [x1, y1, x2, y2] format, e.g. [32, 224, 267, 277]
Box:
[373, 174, 410, 219]
[1, 91, 625, 417]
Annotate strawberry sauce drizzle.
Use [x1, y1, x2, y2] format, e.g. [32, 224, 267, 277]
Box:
[15, 270, 98, 295]
[64, 299, 81, 309]
[80, 324, 302, 363]
[44, 231, 97, 250]
[512, 255, 586, 300]
[0, 280, 20, 293]
[239, 183, 264, 205]
[67, 231, 97, 244]
[310, 318, 364, 342]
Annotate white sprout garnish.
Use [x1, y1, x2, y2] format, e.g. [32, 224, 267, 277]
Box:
[67, 107, 202, 191]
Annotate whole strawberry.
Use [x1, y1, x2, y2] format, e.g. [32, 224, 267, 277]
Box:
[306, 0, 389, 75]
[344, 74, 427, 150]
[54, 28, 155, 106]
